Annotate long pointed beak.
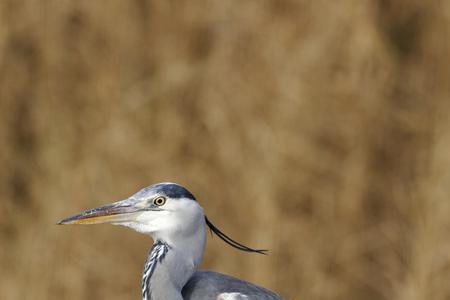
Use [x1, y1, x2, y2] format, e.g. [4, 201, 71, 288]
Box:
[57, 199, 143, 225]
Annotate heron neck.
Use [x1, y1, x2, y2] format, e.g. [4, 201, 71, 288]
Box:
[142, 225, 206, 300]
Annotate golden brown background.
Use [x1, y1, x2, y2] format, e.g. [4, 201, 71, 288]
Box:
[1, 1, 450, 299]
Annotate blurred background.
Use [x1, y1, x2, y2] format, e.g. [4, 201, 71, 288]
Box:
[0, 1, 449, 299]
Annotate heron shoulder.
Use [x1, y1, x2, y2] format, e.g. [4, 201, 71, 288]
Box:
[217, 292, 249, 299]
[182, 270, 284, 300]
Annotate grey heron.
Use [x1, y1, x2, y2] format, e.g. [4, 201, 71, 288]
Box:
[58, 182, 285, 300]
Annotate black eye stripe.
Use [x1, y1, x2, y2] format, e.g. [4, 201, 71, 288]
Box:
[134, 183, 197, 201]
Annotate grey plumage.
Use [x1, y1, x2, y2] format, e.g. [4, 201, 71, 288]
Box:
[183, 271, 283, 300]
[58, 182, 286, 300]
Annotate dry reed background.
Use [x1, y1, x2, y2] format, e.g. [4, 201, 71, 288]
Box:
[1, 1, 450, 299]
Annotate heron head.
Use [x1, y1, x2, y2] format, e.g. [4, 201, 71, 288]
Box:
[57, 183, 204, 238]
[58, 182, 266, 254]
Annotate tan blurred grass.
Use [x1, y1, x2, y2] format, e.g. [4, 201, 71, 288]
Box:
[1, 1, 450, 299]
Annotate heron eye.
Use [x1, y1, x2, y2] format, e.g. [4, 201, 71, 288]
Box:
[153, 196, 166, 206]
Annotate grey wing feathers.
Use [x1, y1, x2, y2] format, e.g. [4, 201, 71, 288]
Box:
[182, 271, 285, 300]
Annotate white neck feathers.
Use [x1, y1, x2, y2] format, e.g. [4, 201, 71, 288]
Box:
[141, 217, 206, 300]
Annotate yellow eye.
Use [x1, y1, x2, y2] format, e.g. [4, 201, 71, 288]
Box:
[153, 196, 166, 206]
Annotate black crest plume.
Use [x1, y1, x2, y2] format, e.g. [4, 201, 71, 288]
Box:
[205, 216, 267, 254]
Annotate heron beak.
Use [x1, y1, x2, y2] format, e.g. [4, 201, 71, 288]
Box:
[57, 199, 143, 225]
